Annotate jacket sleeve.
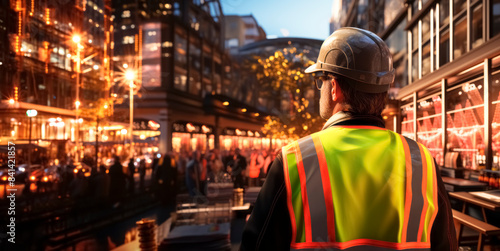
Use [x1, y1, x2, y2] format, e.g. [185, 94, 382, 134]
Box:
[240, 153, 292, 251]
[430, 160, 458, 251]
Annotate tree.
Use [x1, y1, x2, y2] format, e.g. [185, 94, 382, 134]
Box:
[245, 47, 323, 140]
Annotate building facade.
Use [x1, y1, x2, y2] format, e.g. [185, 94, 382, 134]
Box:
[332, 0, 500, 173]
[224, 15, 266, 54]
[0, 0, 114, 163]
[112, 1, 274, 155]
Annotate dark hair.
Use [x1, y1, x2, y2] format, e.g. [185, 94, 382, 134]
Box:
[332, 74, 387, 117]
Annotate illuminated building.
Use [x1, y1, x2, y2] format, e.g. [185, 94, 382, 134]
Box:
[112, 0, 276, 154]
[0, 0, 114, 162]
[333, 0, 500, 172]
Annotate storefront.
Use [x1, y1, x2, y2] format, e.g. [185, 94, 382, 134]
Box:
[172, 121, 215, 153]
[397, 49, 500, 171]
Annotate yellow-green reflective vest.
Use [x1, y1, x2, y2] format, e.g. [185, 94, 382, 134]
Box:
[282, 126, 439, 251]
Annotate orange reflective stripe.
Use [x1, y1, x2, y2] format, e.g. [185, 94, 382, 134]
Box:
[400, 135, 413, 243]
[311, 134, 336, 242]
[427, 156, 439, 241]
[290, 239, 431, 250]
[282, 146, 298, 245]
[294, 141, 312, 242]
[329, 125, 387, 130]
[417, 144, 429, 242]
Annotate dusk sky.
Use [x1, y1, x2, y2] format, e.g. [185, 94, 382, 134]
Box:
[220, 0, 334, 41]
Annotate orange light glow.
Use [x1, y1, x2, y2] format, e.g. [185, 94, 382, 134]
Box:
[73, 169, 78, 174]
[43, 177, 48, 182]
[9, 99, 15, 104]
[222, 101, 229, 106]
[72, 35, 81, 44]
[30, 176, 36, 181]
[45, 8, 51, 25]
[2, 176, 7, 181]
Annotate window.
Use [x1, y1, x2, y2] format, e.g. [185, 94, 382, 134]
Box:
[422, 13, 431, 76]
[439, 29, 450, 66]
[401, 97, 415, 140]
[492, 0, 500, 37]
[453, 0, 466, 15]
[123, 36, 134, 44]
[417, 93, 444, 166]
[491, 71, 500, 169]
[122, 10, 130, 18]
[440, 0, 450, 26]
[189, 37, 201, 96]
[453, 17, 467, 59]
[385, 20, 408, 88]
[446, 76, 485, 169]
[174, 33, 187, 69]
[471, 5, 484, 49]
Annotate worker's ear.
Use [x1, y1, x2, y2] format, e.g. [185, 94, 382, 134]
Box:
[331, 78, 343, 102]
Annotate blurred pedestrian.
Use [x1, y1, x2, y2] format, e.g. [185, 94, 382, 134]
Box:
[207, 151, 224, 183]
[109, 156, 126, 207]
[185, 151, 201, 197]
[139, 159, 146, 190]
[227, 148, 246, 189]
[127, 158, 135, 194]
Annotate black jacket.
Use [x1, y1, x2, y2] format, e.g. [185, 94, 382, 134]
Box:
[240, 115, 458, 251]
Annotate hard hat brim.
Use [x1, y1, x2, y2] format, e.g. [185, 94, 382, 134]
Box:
[304, 64, 320, 74]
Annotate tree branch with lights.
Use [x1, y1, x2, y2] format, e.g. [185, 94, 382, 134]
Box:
[245, 47, 324, 140]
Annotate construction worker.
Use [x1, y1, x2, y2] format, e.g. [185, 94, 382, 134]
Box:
[240, 28, 457, 250]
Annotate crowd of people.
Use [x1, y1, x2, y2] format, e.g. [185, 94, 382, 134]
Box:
[174, 148, 278, 197]
[7, 146, 279, 207]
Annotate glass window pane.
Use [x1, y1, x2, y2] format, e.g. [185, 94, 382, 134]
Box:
[440, 29, 450, 66]
[417, 94, 444, 166]
[384, 0, 405, 29]
[412, 0, 419, 15]
[453, 17, 467, 59]
[174, 70, 187, 91]
[446, 78, 485, 169]
[491, 71, 500, 169]
[384, 20, 408, 88]
[440, 0, 450, 27]
[412, 26, 419, 51]
[189, 38, 201, 96]
[422, 13, 431, 43]
[422, 43, 431, 76]
[492, 0, 500, 37]
[471, 5, 484, 49]
[174, 33, 187, 69]
[453, 0, 466, 16]
[401, 101, 415, 140]
[412, 51, 419, 82]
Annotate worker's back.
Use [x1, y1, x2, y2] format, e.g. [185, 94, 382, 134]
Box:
[282, 125, 438, 250]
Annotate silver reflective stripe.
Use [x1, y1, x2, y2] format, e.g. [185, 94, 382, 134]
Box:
[404, 137, 424, 242]
[291, 246, 430, 251]
[297, 136, 330, 242]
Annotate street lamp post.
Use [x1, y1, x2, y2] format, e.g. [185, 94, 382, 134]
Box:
[73, 35, 81, 162]
[125, 70, 135, 159]
[26, 109, 37, 166]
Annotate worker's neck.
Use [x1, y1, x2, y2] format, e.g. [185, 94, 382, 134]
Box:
[322, 110, 351, 130]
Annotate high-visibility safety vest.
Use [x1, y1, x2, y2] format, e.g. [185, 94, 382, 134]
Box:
[282, 126, 439, 251]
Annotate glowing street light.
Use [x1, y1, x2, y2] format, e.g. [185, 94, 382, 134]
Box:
[72, 35, 81, 43]
[8, 99, 15, 104]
